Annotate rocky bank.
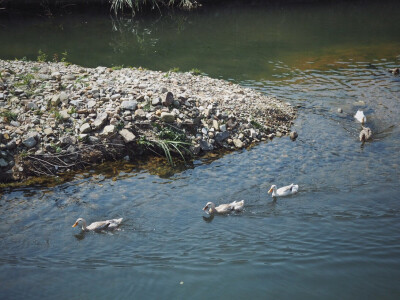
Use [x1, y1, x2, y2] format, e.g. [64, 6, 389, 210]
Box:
[0, 59, 296, 182]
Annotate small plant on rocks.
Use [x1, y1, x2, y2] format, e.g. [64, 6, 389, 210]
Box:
[0, 111, 18, 123]
[37, 50, 48, 62]
[190, 68, 202, 75]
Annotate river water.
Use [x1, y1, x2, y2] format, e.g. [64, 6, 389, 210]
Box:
[1, 1, 400, 299]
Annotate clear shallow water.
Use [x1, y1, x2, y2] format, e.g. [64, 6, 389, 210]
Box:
[1, 1, 400, 299]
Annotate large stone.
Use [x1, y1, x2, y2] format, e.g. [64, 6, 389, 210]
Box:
[50, 94, 60, 106]
[134, 108, 146, 119]
[152, 97, 161, 106]
[60, 135, 76, 146]
[101, 125, 116, 136]
[10, 121, 20, 127]
[121, 100, 138, 111]
[215, 131, 230, 144]
[6, 140, 16, 150]
[233, 138, 244, 148]
[44, 128, 54, 136]
[119, 129, 136, 143]
[26, 102, 38, 111]
[199, 139, 213, 151]
[23, 136, 37, 148]
[213, 120, 219, 130]
[51, 72, 61, 80]
[59, 110, 70, 121]
[87, 100, 97, 109]
[0, 158, 8, 167]
[162, 92, 174, 107]
[59, 92, 69, 103]
[92, 112, 108, 130]
[160, 112, 175, 123]
[111, 93, 121, 100]
[80, 123, 92, 133]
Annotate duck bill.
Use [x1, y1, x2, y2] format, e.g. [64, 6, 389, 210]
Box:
[203, 206, 208, 211]
[268, 187, 273, 194]
[72, 222, 78, 228]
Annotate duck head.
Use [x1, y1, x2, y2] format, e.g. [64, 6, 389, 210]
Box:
[203, 202, 215, 211]
[72, 218, 86, 229]
[268, 185, 277, 194]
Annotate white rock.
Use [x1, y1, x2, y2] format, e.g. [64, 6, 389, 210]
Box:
[59, 110, 70, 121]
[59, 92, 69, 103]
[92, 113, 108, 130]
[249, 129, 257, 139]
[87, 100, 97, 109]
[111, 93, 121, 100]
[213, 120, 219, 130]
[101, 125, 116, 136]
[152, 97, 161, 106]
[160, 112, 175, 123]
[80, 123, 92, 133]
[233, 138, 244, 148]
[119, 129, 136, 143]
[121, 100, 138, 110]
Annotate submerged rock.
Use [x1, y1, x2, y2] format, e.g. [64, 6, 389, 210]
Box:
[290, 131, 298, 141]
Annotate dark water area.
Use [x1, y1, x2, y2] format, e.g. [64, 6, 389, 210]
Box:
[1, 1, 400, 299]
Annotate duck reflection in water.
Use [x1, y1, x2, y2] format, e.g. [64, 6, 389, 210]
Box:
[202, 214, 215, 223]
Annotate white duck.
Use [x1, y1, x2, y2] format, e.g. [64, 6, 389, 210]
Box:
[354, 110, 366, 124]
[203, 200, 244, 215]
[268, 184, 299, 197]
[72, 217, 123, 231]
[359, 126, 372, 142]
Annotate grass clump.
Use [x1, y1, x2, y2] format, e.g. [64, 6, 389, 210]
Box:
[111, 65, 124, 71]
[0, 111, 18, 123]
[15, 73, 35, 87]
[250, 119, 263, 130]
[138, 125, 191, 166]
[169, 67, 180, 73]
[37, 50, 48, 62]
[190, 68, 202, 75]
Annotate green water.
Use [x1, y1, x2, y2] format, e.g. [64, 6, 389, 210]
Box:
[1, 1, 400, 299]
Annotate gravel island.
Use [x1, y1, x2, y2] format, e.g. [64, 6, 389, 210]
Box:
[0, 59, 296, 182]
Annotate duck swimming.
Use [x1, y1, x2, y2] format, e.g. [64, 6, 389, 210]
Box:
[359, 126, 372, 142]
[72, 217, 123, 231]
[354, 110, 366, 124]
[203, 200, 244, 215]
[268, 184, 299, 197]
